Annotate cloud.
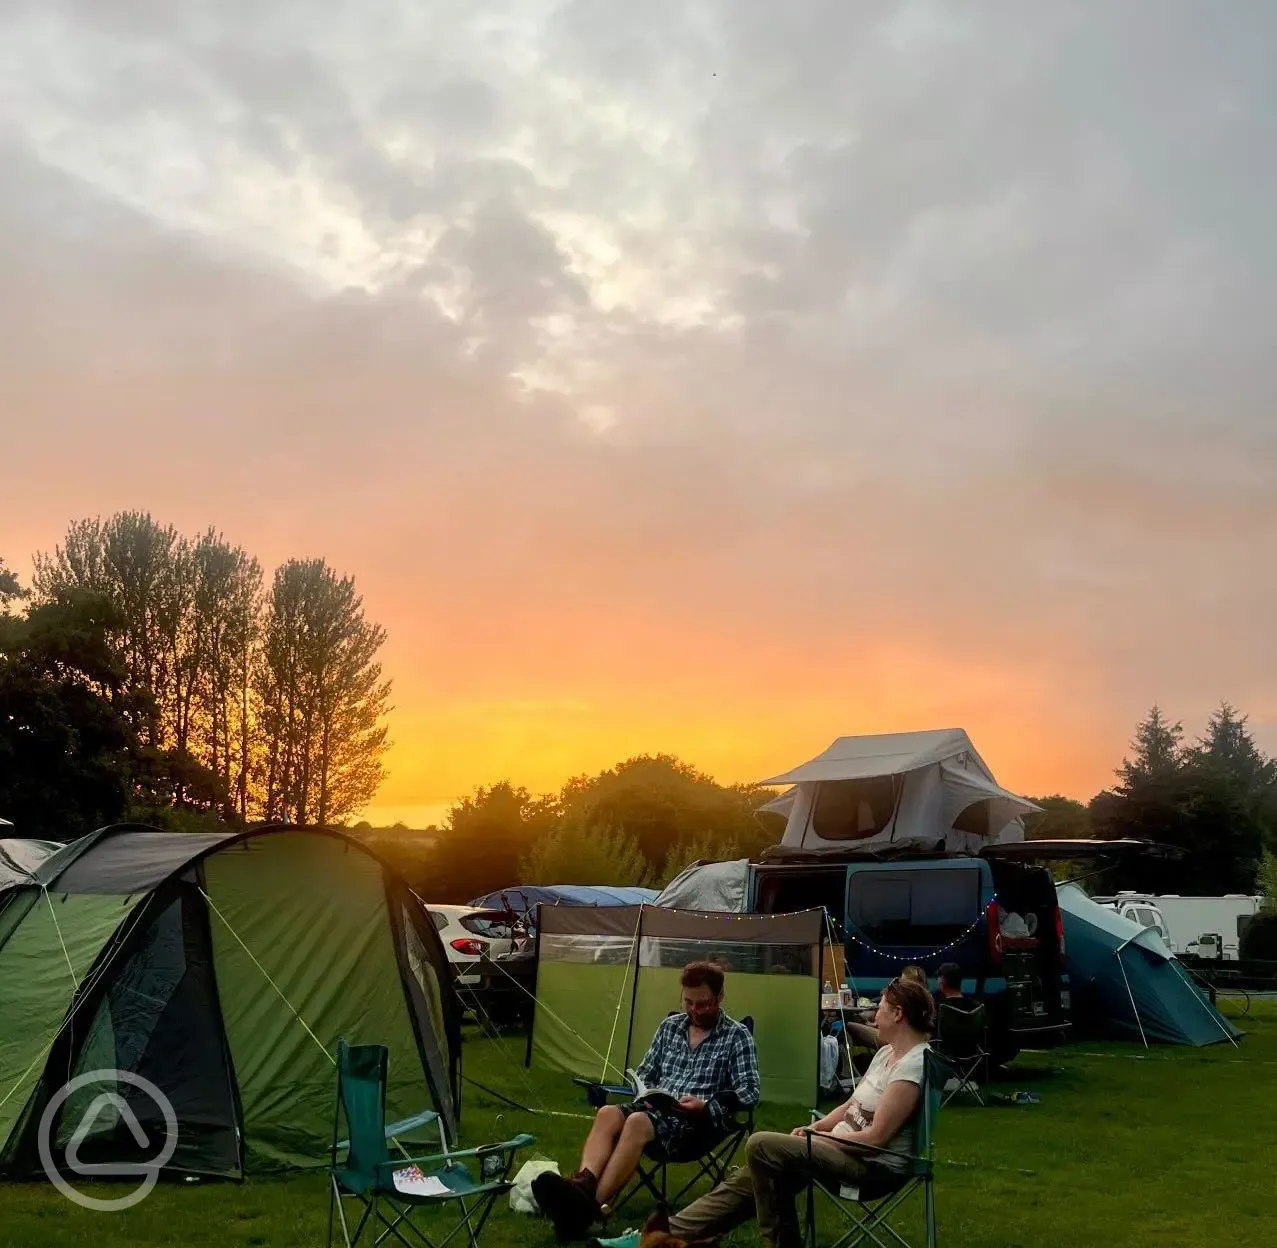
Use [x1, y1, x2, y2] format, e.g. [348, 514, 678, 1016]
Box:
[1, 1, 1275, 804]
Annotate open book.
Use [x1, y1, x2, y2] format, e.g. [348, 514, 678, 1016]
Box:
[626, 1067, 686, 1111]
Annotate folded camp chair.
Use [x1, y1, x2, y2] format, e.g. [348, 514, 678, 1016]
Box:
[801, 1048, 948, 1248]
[573, 1014, 756, 1218]
[327, 1038, 534, 1248]
[933, 1002, 989, 1107]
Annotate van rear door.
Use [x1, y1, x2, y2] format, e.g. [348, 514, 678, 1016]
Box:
[843, 862, 990, 990]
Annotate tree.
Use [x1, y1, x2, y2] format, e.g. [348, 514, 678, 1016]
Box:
[255, 559, 391, 826]
[189, 532, 262, 819]
[1093, 706, 1266, 894]
[421, 782, 559, 902]
[1190, 702, 1277, 845]
[557, 754, 773, 875]
[1023, 795, 1092, 840]
[1258, 850, 1277, 912]
[0, 558, 24, 613]
[1115, 705, 1184, 795]
[0, 590, 134, 838]
[658, 828, 742, 886]
[521, 820, 651, 887]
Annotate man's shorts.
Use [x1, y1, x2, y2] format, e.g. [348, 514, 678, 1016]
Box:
[620, 1098, 720, 1159]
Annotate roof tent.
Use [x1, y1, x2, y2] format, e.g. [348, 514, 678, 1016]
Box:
[528, 904, 824, 1105]
[0, 824, 461, 1180]
[761, 728, 1040, 855]
[1058, 884, 1240, 1047]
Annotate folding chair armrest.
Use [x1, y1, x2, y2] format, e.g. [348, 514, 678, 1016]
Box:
[800, 1129, 915, 1163]
[573, 1076, 635, 1097]
[376, 1134, 536, 1173]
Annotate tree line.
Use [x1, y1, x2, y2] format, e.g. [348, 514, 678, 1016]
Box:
[1025, 704, 1277, 898]
[5, 515, 1274, 908]
[356, 755, 782, 904]
[0, 513, 389, 837]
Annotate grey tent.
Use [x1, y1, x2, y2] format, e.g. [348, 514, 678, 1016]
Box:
[0, 838, 62, 898]
[0, 823, 461, 1179]
[1058, 884, 1239, 1047]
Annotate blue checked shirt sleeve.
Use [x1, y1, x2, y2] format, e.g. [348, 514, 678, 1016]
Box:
[707, 1025, 761, 1128]
[634, 1018, 667, 1087]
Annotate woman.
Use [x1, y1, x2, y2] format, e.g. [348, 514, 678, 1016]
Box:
[600, 978, 935, 1248]
[842, 964, 928, 1053]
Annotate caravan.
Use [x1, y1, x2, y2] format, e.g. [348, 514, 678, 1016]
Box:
[1093, 892, 1264, 962]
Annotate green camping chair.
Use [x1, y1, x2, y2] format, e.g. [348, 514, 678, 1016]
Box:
[573, 1014, 756, 1217]
[932, 1002, 989, 1108]
[327, 1038, 534, 1248]
[801, 1048, 948, 1248]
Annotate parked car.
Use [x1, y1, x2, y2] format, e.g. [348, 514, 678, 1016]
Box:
[423, 905, 516, 986]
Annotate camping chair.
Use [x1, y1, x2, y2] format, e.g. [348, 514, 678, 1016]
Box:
[801, 1048, 948, 1248]
[573, 1014, 756, 1217]
[932, 1002, 989, 1107]
[327, 1038, 535, 1248]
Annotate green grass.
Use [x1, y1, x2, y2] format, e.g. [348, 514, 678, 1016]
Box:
[3, 1000, 1273, 1248]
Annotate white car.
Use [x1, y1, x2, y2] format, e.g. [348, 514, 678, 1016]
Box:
[424, 905, 516, 985]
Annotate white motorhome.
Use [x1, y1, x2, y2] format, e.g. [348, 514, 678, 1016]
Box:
[1093, 892, 1263, 961]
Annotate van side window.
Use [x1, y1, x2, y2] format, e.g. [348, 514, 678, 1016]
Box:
[812, 777, 898, 840]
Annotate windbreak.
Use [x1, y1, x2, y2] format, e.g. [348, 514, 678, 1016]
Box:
[530, 906, 823, 1104]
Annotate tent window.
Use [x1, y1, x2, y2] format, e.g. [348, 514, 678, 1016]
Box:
[952, 800, 993, 837]
[812, 777, 898, 840]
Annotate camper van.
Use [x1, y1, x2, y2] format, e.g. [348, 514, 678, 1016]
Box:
[747, 852, 1071, 1063]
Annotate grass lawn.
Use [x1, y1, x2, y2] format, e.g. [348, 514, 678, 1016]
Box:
[2, 999, 1272, 1248]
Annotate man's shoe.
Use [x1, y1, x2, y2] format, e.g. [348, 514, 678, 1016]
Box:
[587, 1232, 640, 1248]
[532, 1170, 601, 1241]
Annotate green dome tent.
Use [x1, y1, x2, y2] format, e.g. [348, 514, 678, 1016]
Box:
[0, 824, 460, 1180]
[1058, 883, 1240, 1047]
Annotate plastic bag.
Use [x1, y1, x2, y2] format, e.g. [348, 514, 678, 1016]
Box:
[509, 1157, 560, 1214]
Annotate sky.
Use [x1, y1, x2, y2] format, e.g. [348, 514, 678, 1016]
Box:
[2, 1, 1276, 825]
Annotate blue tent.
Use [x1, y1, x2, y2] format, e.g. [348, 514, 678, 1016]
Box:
[1058, 884, 1240, 1047]
[469, 884, 660, 914]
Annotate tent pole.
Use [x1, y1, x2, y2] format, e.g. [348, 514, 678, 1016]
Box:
[622, 906, 645, 1075]
[1114, 948, 1148, 1050]
[601, 908, 642, 1083]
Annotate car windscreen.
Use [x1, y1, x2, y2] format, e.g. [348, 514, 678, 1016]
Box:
[461, 912, 513, 938]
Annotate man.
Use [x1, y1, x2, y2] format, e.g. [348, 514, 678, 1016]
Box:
[534, 960, 760, 1241]
[934, 961, 966, 1006]
[590, 977, 935, 1248]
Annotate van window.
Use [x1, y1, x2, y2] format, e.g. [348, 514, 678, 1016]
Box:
[812, 777, 898, 840]
[847, 867, 982, 945]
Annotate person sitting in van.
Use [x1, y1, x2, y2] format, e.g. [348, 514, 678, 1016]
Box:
[590, 978, 936, 1248]
[934, 962, 978, 1012]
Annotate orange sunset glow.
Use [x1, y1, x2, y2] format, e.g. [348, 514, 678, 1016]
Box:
[3, 2, 1275, 827]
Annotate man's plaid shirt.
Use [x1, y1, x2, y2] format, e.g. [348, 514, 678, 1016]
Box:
[634, 1010, 760, 1128]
